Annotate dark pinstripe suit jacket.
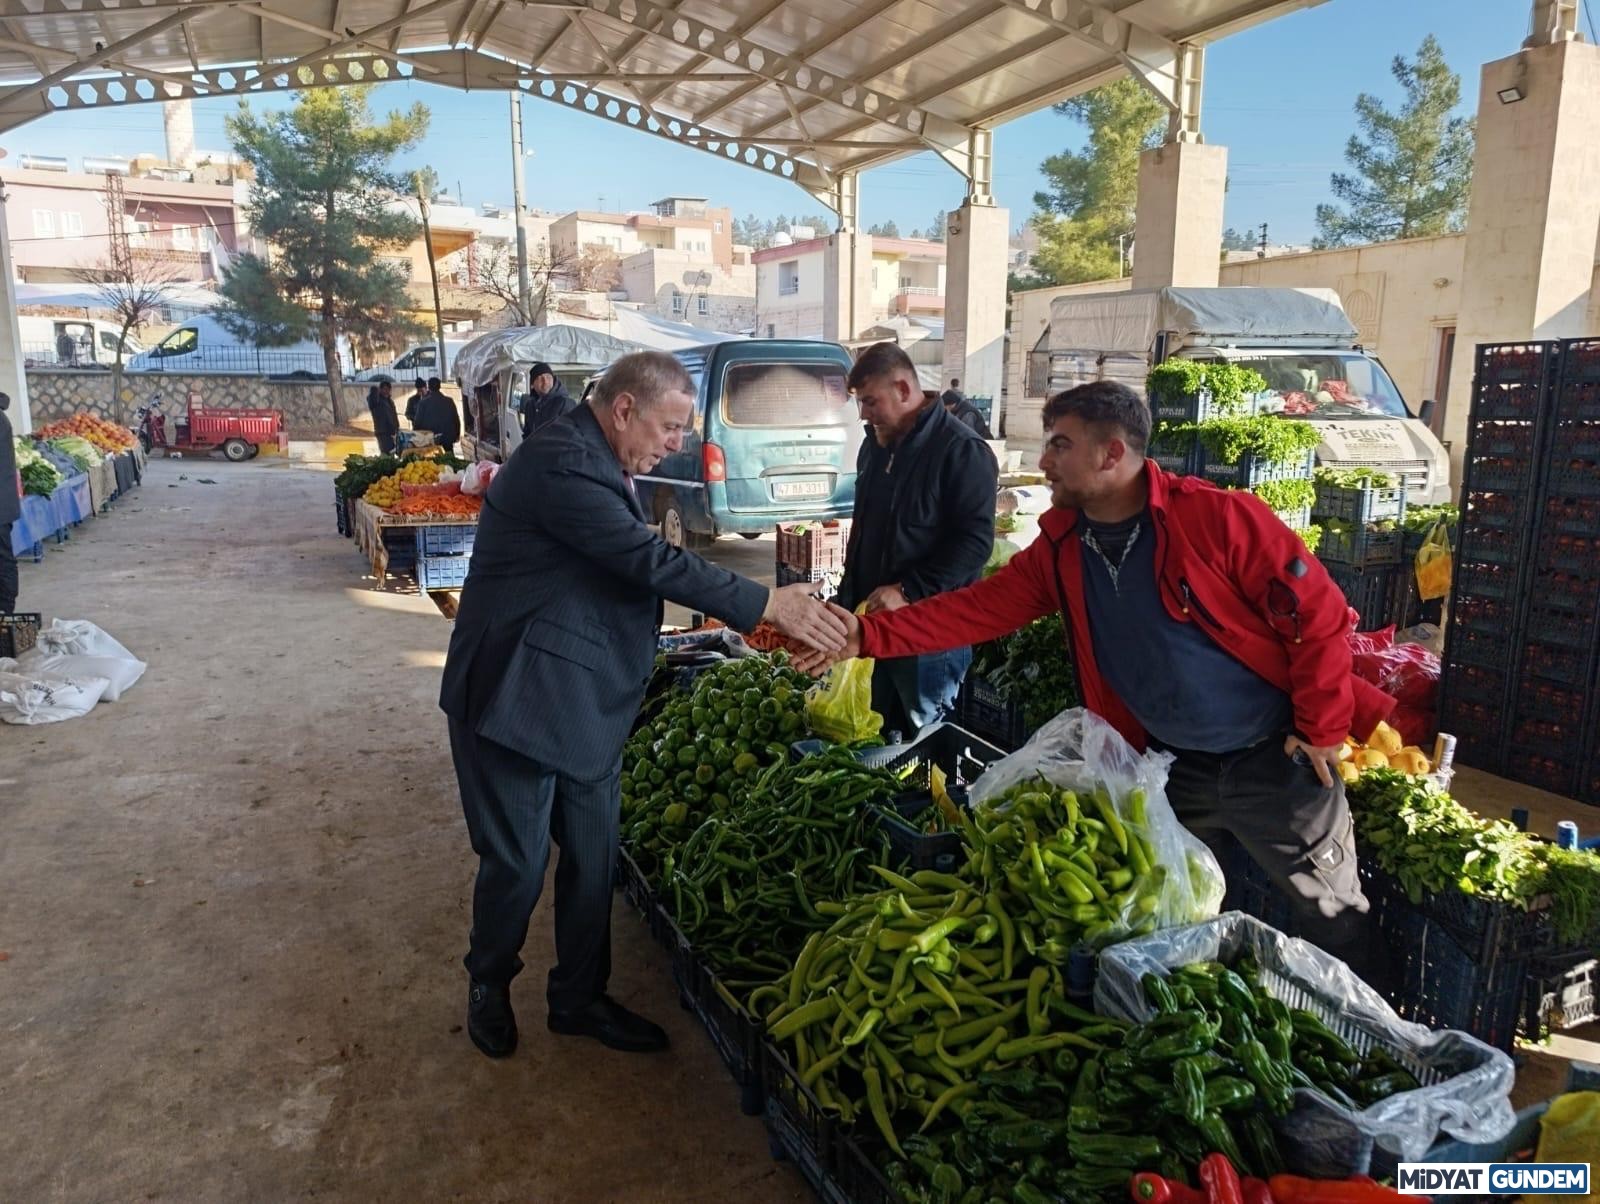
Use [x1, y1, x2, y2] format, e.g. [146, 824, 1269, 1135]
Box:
[440, 403, 768, 781]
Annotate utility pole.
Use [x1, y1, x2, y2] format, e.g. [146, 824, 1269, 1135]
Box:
[1257, 223, 1269, 259]
[509, 91, 533, 322]
[415, 171, 447, 371]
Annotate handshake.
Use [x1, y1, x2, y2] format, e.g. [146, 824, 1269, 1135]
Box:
[761, 583, 864, 674]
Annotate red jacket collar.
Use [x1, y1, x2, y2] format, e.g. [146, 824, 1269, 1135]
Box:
[1038, 459, 1175, 541]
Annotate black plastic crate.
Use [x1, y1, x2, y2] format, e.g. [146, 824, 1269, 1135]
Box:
[1454, 559, 1519, 601]
[1443, 663, 1510, 710]
[1514, 679, 1591, 729]
[616, 847, 653, 916]
[1313, 480, 1407, 525]
[1466, 453, 1537, 493]
[1454, 521, 1529, 568]
[1452, 593, 1519, 641]
[1473, 343, 1557, 420]
[1447, 623, 1517, 673]
[830, 1132, 899, 1204]
[1361, 865, 1532, 1053]
[761, 1040, 839, 1198]
[1519, 637, 1595, 689]
[1503, 745, 1583, 799]
[1149, 388, 1257, 425]
[1327, 564, 1398, 631]
[1198, 448, 1315, 489]
[1220, 841, 1298, 936]
[379, 526, 417, 573]
[1537, 496, 1600, 541]
[775, 562, 836, 589]
[1525, 958, 1597, 1038]
[875, 791, 965, 873]
[0, 612, 41, 659]
[1537, 531, 1600, 576]
[1150, 447, 1199, 476]
[1547, 447, 1600, 498]
[953, 672, 1029, 751]
[855, 721, 1006, 786]
[334, 482, 350, 536]
[1316, 523, 1403, 568]
[686, 961, 765, 1116]
[1523, 606, 1598, 650]
[1472, 421, 1540, 460]
[1459, 489, 1526, 531]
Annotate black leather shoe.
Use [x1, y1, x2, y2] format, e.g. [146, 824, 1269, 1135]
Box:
[548, 994, 669, 1053]
[467, 980, 517, 1059]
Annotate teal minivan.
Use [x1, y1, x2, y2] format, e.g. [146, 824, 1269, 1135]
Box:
[621, 340, 863, 547]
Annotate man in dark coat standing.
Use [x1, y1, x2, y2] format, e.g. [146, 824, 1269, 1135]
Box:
[365, 380, 400, 454]
[413, 376, 460, 455]
[405, 377, 426, 425]
[835, 343, 997, 739]
[439, 350, 848, 1060]
[519, 361, 577, 439]
[0, 392, 18, 613]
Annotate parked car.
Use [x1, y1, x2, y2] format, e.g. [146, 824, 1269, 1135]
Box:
[18, 316, 143, 367]
[357, 338, 470, 382]
[609, 339, 863, 547]
[126, 314, 354, 376]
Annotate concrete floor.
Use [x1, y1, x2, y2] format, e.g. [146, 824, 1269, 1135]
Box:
[1, 457, 808, 1203]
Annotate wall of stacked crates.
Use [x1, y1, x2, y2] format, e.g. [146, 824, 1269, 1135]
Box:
[1439, 339, 1600, 806]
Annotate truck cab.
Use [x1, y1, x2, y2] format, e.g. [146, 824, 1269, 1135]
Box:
[1048, 287, 1452, 504]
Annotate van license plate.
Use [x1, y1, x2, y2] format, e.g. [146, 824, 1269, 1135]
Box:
[774, 480, 828, 499]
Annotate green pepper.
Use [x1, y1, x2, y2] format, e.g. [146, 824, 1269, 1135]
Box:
[1239, 1112, 1285, 1177]
[1238, 1039, 1294, 1116]
[986, 1119, 1068, 1155]
[1136, 1014, 1219, 1064]
[1216, 969, 1259, 1018]
[1068, 1055, 1101, 1132]
[1066, 1132, 1163, 1168]
[1290, 1009, 1361, 1065]
[1173, 1056, 1207, 1126]
[863, 1066, 905, 1157]
[1202, 1075, 1257, 1112]
[1143, 972, 1181, 1015]
[1197, 1110, 1249, 1174]
[1355, 1069, 1421, 1104]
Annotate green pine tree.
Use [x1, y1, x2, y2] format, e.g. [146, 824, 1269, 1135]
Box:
[219, 87, 430, 424]
[1314, 35, 1475, 248]
[1029, 78, 1165, 285]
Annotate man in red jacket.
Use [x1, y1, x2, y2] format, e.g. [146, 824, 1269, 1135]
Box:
[802, 381, 1394, 979]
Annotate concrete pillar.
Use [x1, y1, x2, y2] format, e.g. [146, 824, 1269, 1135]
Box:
[0, 182, 32, 434]
[1443, 39, 1600, 487]
[822, 172, 870, 342]
[1130, 142, 1228, 290]
[942, 202, 1009, 418]
[163, 99, 196, 170]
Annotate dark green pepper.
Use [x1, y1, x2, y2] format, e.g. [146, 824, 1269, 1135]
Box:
[1220, 1008, 1257, 1047]
[1173, 1056, 1208, 1126]
[1238, 1038, 1295, 1116]
[1240, 1112, 1286, 1177]
[1217, 970, 1259, 1018]
[1068, 1056, 1101, 1132]
[1356, 1069, 1421, 1104]
[1197, 1110, 1250, 1174]
[987, 1120, 1068, 1155]
[1137, 1015, 1219, 1064]
[1067, 1132, 1164, 1169]
[1143, 972, 1180, 1015]
[1202, 1075, 1257, 1112]
[1290, 1009, 1362, 1065]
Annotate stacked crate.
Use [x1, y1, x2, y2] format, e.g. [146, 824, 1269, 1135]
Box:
[1506, 339, 1600, 798]
[1437, 344, 1560, 776]
[1312, 475, 1408, 629]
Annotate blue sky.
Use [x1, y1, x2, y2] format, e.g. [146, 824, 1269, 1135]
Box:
[0, 0, 1524, 244]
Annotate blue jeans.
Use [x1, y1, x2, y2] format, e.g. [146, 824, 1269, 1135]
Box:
[871, 646, 972, 741]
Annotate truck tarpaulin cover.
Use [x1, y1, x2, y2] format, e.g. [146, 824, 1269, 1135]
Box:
[452, 325, 644, 394]
[1049, 287, 1358, 357]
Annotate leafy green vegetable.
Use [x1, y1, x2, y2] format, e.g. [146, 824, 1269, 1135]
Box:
[1314, 466, 1395, 489]
[973, 615, 1080, 732]
[1163, 415, 1320, 468]
[1295, 525, 1323, 554]
[1402, 504, 1459, 534]
[1250, 478, 1316, 515]
[1147, 361, 1268, 415]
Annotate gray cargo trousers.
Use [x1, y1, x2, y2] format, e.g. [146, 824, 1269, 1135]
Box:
[1156, 733, 1385, 988]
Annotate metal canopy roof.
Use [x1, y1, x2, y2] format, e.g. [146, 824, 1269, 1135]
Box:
[0, 0, 1322, 207]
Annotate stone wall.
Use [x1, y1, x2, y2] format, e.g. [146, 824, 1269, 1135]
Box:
[25, 369, 374, 430]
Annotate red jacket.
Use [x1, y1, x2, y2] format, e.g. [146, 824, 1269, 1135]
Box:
[860, 461, 1394, 750]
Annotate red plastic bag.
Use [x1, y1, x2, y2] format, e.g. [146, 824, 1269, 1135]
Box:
[1348, 627, 1440, 745]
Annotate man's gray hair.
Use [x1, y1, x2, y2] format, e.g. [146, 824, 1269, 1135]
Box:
[591, 350, 695, 411]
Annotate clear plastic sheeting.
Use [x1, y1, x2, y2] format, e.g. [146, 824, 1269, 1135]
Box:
[1049, 287, 1357, 358]
[968, 708, 1227, 941]
[451, 324, 646, 394]
[1095, 913, 1517, 1174]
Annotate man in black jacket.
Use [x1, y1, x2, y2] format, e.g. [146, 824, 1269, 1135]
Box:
[519, 361, 577, 439]
[943, 391, 994, 439]
[413, 377, 460, 455]
[0, 392, 18, 613]
[365, 380, 400, 454]
[836, 343, 996, 738]
[440, 350, 847, 1060]
[404, 377, 426, 425]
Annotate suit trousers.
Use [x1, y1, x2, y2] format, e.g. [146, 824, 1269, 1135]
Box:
[450, 718, 621, 1013]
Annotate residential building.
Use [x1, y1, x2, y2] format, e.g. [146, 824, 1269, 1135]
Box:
[2, 158, 243, 284]
[619, 245, 755, 333]
[754, 234, 947, 340]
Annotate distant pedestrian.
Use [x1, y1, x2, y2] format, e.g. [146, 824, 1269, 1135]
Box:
[940, 377, 963, 407]
[943, 390, 993, 439]
[405, 377, 426, 426]
[414, 376, 461, 456]
[0, 392, 19, 613]
[55, 329, 76, 366]
[366, 380, 400, 455]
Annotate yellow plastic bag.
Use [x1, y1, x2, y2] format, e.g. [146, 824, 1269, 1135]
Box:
[1529, 1091, 1599, 1204]
[805, 603, 883, 744]
[1415, 519, 1453, 601]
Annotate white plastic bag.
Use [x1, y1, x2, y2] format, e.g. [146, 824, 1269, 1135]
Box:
[968, 708, 1226, 940]
[17, 649, 144, 701]
[35, 619, 136, 661]
[460, 461, 499, 497]
[0, 658, 110, 724]
[1094, 912, 1517, 1174]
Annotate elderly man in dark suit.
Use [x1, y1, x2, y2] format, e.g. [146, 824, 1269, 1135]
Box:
[440, 350, 848, 1060]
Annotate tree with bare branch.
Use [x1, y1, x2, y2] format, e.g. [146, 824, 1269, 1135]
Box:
[470, 241, 579, 326]
[80, 174, 180, 424]
[575, 244, 623, 294]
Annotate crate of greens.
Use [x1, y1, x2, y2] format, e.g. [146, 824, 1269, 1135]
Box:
[1096, 913, 1517, 1179]
[859, 722, 1006, 873]
[1313, 467, 1408, 525]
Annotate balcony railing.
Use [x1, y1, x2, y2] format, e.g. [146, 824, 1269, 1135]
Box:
[777, 280, 800, 296]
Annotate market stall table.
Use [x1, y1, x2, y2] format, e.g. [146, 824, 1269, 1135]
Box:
[9, 472, 90, 561]
[350, 498, 478, 589]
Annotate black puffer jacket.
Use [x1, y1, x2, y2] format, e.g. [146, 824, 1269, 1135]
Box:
[836, 401, 997, 611]
[0, 407, 19, 526]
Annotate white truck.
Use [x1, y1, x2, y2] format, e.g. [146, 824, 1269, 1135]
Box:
[126, 314, 355, 377]
[1048, 287, 1451, 504]
[356, 338, 470, 383]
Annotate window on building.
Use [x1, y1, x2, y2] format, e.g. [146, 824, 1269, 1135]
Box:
[31, 209, 53, 238]
[171, 224, 193, 250]
[899, 275, 913, 289]
[778, 260, 800, 296]
[60, 211, 83, 239]
[670, 291, 684, 315]
[697, 295, 709, 316]
[714, 219, 723, 233]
